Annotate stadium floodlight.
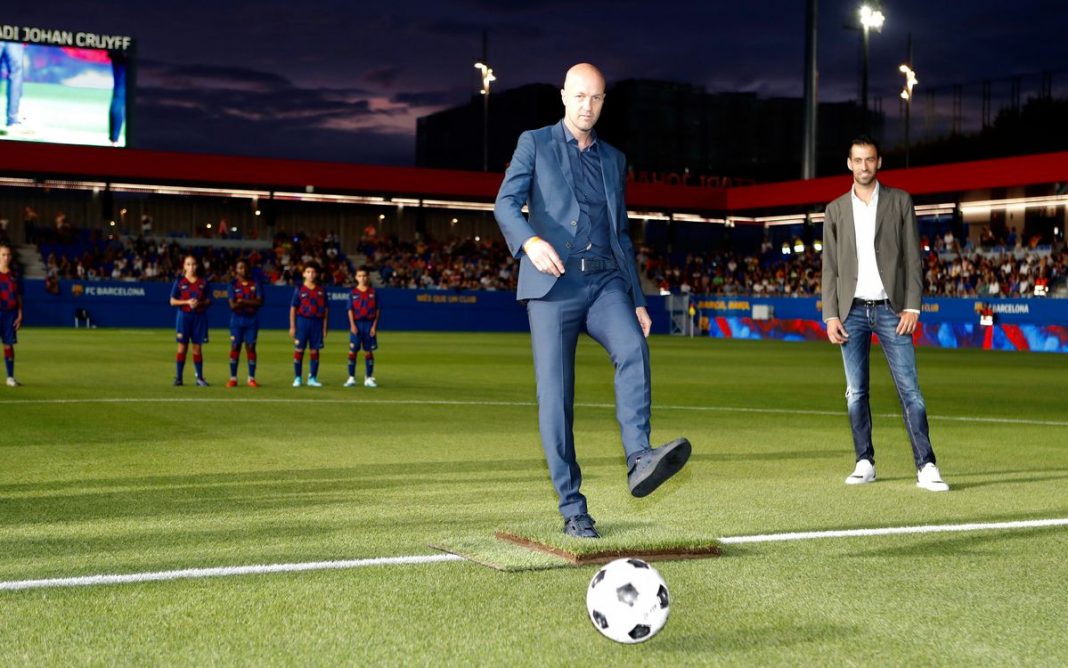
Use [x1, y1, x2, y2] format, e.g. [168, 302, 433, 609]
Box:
[474, 62, 496, 96]
[859, 5, 885, 30]
[857, 4, 885, 115]
[475, 61, 496, 172]
[899, 64, 918, 101]
[900, 58, 918, 167]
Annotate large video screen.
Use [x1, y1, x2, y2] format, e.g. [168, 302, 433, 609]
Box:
[0, 26, 133, 147]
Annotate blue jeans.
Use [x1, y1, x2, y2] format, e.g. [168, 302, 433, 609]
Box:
[840, 302, 936, 469]
[0, 42, 24, 126]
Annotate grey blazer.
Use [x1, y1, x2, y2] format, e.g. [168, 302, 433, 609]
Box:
[821, 184, 924, 321]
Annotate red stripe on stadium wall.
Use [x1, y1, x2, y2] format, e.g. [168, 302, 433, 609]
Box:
[5, 143, 1068, 215]
[725, 150, 1068, 211]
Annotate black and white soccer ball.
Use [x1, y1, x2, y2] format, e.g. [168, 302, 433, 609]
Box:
[586, 558, 670, 644]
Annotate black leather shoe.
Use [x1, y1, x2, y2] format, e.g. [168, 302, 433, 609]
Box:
[628, 437, 692, 497]
[563, 513, 599, 539]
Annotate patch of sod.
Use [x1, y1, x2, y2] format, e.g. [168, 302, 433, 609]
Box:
[493, 520, 722, 565]
[428, 535, 572, 571]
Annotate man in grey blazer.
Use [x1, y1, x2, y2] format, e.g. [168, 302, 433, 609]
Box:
[821, 136, 949, 492]
[495, 63, 690, 538]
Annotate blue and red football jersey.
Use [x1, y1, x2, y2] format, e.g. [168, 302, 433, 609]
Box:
[348, 286, 379, 321]
[292, 284, 326, 319]
[228, 279, 263, 316]
[0, 271, 19, 311]
[171, 276, 210, 313]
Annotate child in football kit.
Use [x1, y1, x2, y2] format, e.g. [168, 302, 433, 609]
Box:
[0, 244, 23, 387]
[169, 254, 212, 386]
[289, 262, 328, 387]
[344, 266, 380, 388]
[227, 259, 263, 387]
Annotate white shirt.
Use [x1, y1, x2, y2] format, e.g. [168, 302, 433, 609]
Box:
[851, 182, 889, 301]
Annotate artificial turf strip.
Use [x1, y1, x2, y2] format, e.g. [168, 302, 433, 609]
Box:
[494, 530, 721, 565]
[428, 536, 571, 571]
[493, 519, 723, 563]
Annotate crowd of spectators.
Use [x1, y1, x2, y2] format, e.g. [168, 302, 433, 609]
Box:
[923, 249, 1064, 297]
[356, 234, 517, 291]
[36, 224, 354, 287]
[641, 241, 1065, 299]
[640, 243, 823, 297]
[34, 221, 520, 291]
[28, 216, 1068, 298]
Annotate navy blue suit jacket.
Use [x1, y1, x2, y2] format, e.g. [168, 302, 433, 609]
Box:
[494, 122, 646, 307]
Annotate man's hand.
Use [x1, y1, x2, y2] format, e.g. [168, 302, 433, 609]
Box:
[370, 326, 377, 337]
[896, 311, 919, 336]
[635, 307, 652, 338]
[289, 326, 296, 340]
[826, 318, 849, 344]
[188, 298, 198, 310]
[13, 314, 21, 331]
[522, 236, 565, 277]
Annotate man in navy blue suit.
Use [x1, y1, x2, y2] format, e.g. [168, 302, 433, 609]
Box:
[495, 63, 691, 539]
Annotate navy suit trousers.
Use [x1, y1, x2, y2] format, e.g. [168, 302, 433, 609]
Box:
[526, 266, 651, 518]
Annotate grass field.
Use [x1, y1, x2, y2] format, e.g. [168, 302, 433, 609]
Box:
[1, 328, 1067, 665]
[0, 81, 118, 146]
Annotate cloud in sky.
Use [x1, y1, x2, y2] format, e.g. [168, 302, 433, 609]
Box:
[6, 0, 1066, 164]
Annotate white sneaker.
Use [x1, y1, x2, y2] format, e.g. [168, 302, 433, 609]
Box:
[6, 377, 20, 387]
[306, 377, 322, 388]
[917, 463, 949, 492]
[292, 377, 302, 387]
[364, 376, 378, 388]
[343, 377, 358, 387]
[845, 459, 876, 485]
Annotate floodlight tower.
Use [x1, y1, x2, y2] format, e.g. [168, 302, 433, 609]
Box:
[859, 4, 885, 116]
[474, 32, 496, 172]
[899, 35, 918, 167]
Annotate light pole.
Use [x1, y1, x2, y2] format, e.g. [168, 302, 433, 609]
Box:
[801, 0, 818, 180]
[858, 4, 885, 121]
[474, 49, 493, 172]
[899, 35, 917, 168]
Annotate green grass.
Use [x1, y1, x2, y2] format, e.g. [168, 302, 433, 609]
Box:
[1, 328, 1067, 664]
[0, 81, 117, 146]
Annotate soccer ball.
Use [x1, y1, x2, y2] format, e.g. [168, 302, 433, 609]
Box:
[586, 558, 670, 644]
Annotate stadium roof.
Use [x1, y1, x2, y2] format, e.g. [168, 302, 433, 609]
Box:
[3, 141, 1068, 218]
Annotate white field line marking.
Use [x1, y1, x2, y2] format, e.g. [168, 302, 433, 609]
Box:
[1, 518, 1066, 592]
[0, 554, 463, 592]
[1, 397, 1065, 427]
[719, 517, 1068, 544]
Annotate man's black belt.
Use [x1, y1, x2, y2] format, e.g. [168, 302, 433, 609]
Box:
[853, 298, 890, 306]
[570, 257, 617, 274]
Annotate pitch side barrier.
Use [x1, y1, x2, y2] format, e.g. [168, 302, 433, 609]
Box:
[18, 280, 1068, 352]
[21, 279, 533, 334]
[691, 295, 1068, 353]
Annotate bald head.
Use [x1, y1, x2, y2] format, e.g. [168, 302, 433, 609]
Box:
[561, 63, 606, 141]
[563, 63, 605, 91]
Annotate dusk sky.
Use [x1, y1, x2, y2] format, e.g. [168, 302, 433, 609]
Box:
[6, 1, 1067, 166]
